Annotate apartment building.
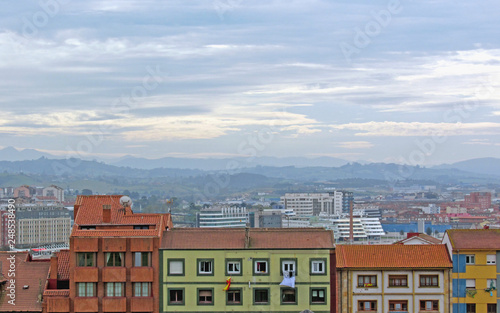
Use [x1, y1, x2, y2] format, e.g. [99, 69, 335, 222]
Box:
[160, 228, 335, 313]
[442, 229, 500, 313]
[43, 195, 173, 313]
[196, 206, 249, 228]
[281, 191, 353, 217]
[336, 244, 453, 313]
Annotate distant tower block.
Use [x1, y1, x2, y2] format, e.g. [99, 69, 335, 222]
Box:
[418, 220, 425, 233]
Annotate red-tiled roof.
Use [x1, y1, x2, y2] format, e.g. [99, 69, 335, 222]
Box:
[445, 229, 500, 250]
[56, 250, 70, 280]
[43, 290, 69, 297]
[336, 244, 452, 268]
[72, 195, 172, 238]
[161, 228, 334, 249]
[0, 252, 50, 312]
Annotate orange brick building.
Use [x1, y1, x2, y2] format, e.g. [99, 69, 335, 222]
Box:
[43, 195, 172, 313]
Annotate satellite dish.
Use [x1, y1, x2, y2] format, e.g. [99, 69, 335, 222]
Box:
[120, 196, 132, 208]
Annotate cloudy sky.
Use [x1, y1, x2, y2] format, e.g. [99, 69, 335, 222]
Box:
[1, 0, 499, 165]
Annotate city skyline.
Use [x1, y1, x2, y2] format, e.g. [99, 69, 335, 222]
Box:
[1, 1, 500, 165]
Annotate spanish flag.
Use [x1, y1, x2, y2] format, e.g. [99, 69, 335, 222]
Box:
[223, 277, 232, 291]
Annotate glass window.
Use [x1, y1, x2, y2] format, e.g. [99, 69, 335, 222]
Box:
[254, 288, 269, 304]
[465, 255, 475, 264]
[389, 300, 408, 312]
[198, 289, 213, 305]
[77, 253, 95, 267]
[487, 254, 496, 265]
[420, 300, 438, 311]
[168, 289, 184, 305]
[311, 288, 326, 304]
[133, 282, 151, 297]
[487, 279, 497, 289]
[420, 275, 438, 287]
[105, 252, 123, 267]
[281, 259, 296, 277]
[358, 301, 377, 311]
[226, 260, 241, 275]
[254, 260, 268, 275]
[487, 304, 496, 313]
[77, 282, 96, 297]
[134, 252, 151, 267]
[281, 288, 296, 304]
[358, 275, 377, 287]
[311, 259, 325, 274]
[227, 289, 241, 305]
[389, 275, 408, 287]
[168, 259, 184, 275]
[466, 279, 476, 289]
[466, 303, 476, 313]
[105, 282, 124, 297]
[198, 259, 213, 275]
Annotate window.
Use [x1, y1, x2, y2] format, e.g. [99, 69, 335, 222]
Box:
[420, 275, 438, 287]
[133, 225, 148, 229]
[389, 300, 408, 312]
[168, 259, 184, 276]
[134, 252, 151, 267]
[310, 288, 326, 304]
[487, 279, 497, 289]
[197, 289, 213, 305]
[420, 300, 438, 311]
[466, 303, 476, 313]
[281, 259, 297, 277]
[254, 259, 269, 275]
[105, 252, 123, 267]
[226, 259, 242, 275]
[227, 289, 242, 305]
[281, 288, 297, 304]
[253, 288, 269, 305]
[389, 275, 408, 287]
[465, 255, 475, 264]
[198, 259, 214, 275]
[466, 279, 476, 290]
[168, 289, 184, 305]
[133, 282, 151, 297]
[358, 300, 377, 311]
[77, 282, 96, 297]
[77, 253, 95, 267]
[105, 282, 124, 297]
[487, 254, 496, 265]
[310, 259, 326, 275]
[358, 275, 377, 287]
[487, 304, 497, 313]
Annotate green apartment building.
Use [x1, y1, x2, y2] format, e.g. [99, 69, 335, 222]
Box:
[160, 228, 335, 313]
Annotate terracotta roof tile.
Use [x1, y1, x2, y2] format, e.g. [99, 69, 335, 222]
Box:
[0, 252, 50, 312]
[43, 290, 69, 297]
[161, 228, 334, 249]
[336, 244, 452, 268]
[446, 229, 500, 250]
[56, 250, 70, 280]
[72, 229, 159, 237]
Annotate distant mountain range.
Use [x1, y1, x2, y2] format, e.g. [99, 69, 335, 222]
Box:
[0, 147, 499, 182]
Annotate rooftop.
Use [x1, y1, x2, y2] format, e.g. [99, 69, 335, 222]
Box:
[0, 252, 50, 312]
[161, 228, 334, 249]
[55, 250, 70, 280]
[336, 244, 452, 268]
[445, 229, 500, 250]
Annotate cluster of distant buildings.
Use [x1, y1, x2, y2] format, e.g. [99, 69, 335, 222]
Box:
[1, 195, 500, 313]
[0, 185, 72, 249]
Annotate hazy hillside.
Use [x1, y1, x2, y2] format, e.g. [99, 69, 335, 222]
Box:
[434, 158, 500, 176]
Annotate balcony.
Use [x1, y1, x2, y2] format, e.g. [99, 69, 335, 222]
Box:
[130, 297, 154, 312]
[74, 267, 98, 282]
[73, 297, 98, 312]
[102, 297, 127, 312]
[130, 267, 154, 282]
[102, 267, 126, 282]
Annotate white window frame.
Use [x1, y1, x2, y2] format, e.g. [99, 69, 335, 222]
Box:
[311, 260, 325, 274]
[254, 260, 268, 274]
[227, 260, 241, 275]
[465, 254, 475, 265]
[199, 260, 213, 274]
[487, 254, 496, 265]
[466, 279, 476, 289]
[281, 260, 296, 276]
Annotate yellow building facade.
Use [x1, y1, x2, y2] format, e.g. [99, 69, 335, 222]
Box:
[160, 228, 335, 313]
[443, 229, 500, 313]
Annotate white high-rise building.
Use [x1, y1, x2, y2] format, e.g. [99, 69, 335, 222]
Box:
[196, 206, 249, 228]
[280, 191, 353, 217]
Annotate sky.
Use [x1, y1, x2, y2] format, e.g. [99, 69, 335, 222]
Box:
[0, 0, 500, 165]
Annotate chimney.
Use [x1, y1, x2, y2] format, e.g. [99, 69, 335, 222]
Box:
[103, 204, 111, 223]
[244, 227, 250, 248]
[49, 254, 58, 280]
